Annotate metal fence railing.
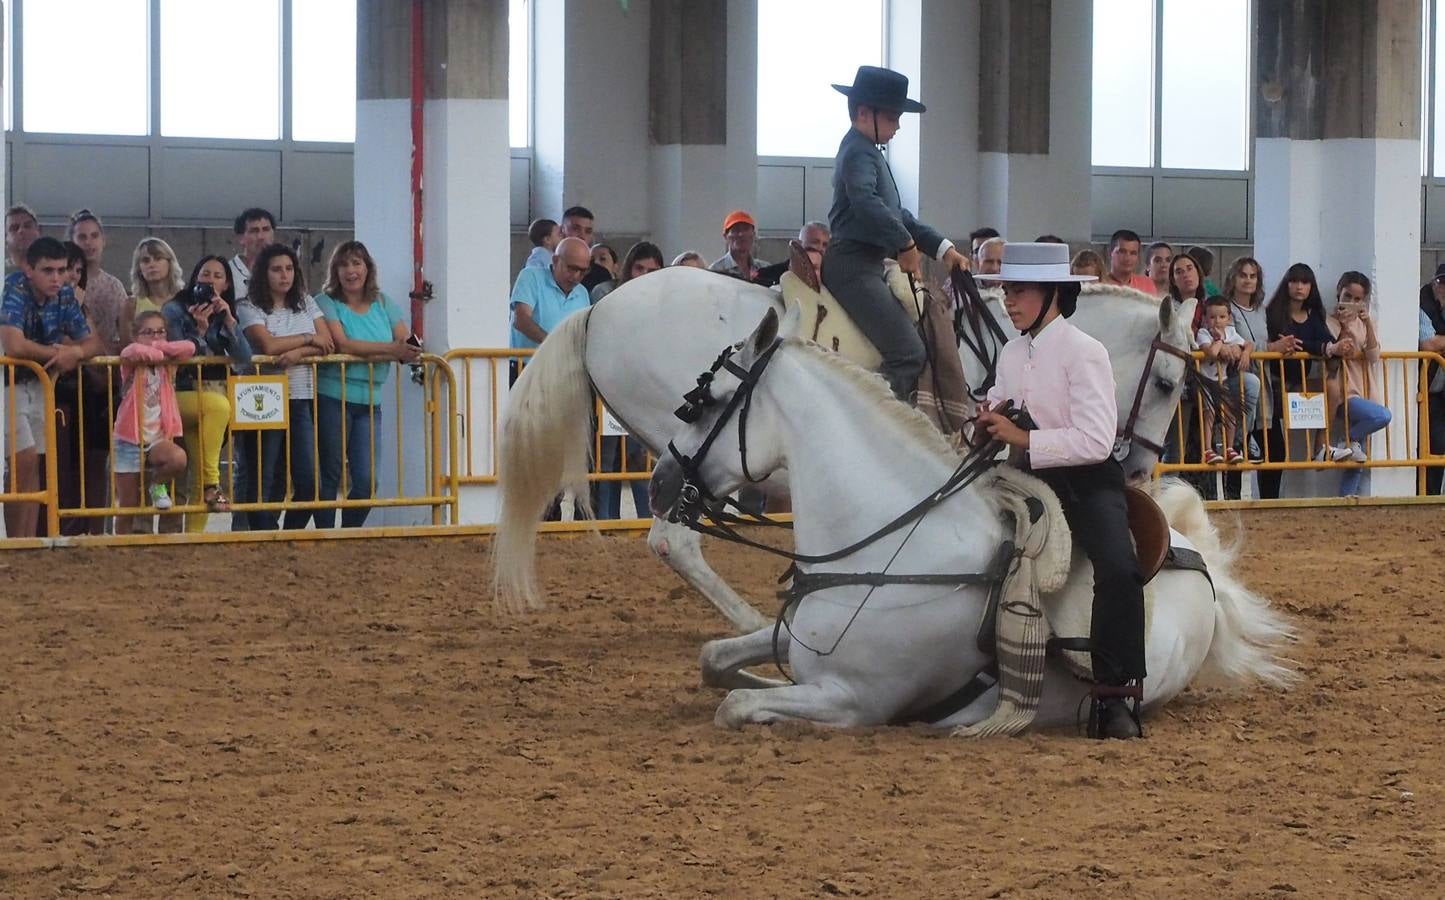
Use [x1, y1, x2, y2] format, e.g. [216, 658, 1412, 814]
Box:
[1, 354, 458, 542]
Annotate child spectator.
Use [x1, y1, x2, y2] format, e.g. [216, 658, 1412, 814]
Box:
[163, 255, 253, 530]
[1324, 271, 1389, 496]
[236, 243, 332, 530]
[524, 218, 559, 269]
[1, 237, 101, 538]
[1194, 296, 1248, 464]
[1070, 248, 1105, 279]
[63, 241, 88, 303]
[128, 237, 185, 317]
[671, 251, 706, 269]
[314, 241, 418, 529]
[590, 243, 620, 282]
[112, 310, 193, 534]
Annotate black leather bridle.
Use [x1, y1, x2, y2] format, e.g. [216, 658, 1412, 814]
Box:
[1113, 335, 1217, 461]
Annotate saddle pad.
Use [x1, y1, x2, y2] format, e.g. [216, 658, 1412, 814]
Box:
[779, 265, 924, 371]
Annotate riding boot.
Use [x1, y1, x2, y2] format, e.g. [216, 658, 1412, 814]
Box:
[1087, 681, 1144, 740]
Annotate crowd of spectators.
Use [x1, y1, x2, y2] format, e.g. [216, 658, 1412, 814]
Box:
[5, 198, 1445, 537]
[0, 203, 420, 538]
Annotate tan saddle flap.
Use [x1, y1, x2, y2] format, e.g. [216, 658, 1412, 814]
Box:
[779, 241, 924, 371]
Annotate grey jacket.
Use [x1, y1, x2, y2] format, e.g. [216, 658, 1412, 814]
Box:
[828, 127, 944, 257]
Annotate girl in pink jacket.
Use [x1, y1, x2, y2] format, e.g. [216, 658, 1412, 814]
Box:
[113, 310, 194, 532]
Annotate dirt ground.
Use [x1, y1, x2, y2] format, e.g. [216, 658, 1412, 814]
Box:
[1, 506, 1443, 898]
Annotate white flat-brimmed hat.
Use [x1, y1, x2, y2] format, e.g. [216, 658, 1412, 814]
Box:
[973, 241, 1096, 283]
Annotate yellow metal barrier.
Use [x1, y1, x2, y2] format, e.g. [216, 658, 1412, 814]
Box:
[2, 357, 62, 537]
[444, 348, 657, 520]
[2, 353, 458, 541]
[1154, 350, 1445, 497]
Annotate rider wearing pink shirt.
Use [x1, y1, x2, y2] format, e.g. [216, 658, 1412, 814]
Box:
[976, 242, 1146, 740]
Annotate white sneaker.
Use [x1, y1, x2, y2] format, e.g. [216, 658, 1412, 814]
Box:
[1349, 441, 1367, 463]
[149, 483, 173, 510]
[1315, 444, 1352, 462]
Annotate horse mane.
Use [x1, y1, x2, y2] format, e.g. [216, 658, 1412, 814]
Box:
[782, 337, 961, 464]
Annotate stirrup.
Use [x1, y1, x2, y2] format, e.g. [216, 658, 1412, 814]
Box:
[1086, 681, 1143, 740]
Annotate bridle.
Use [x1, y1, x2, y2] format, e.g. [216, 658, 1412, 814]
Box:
[1114, 335, 1197, 460]
[665, 337, 783, 520]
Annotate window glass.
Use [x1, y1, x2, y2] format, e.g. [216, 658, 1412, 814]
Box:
[292, 0, 356, 142]
[1159, 0, 1249, 170]
[510, 0, 529, 147]
[160, 0, 281, 139]
[1434, 0, 1445, 175]
[1090, 0, 1154, 167]
[757, 0, 883, 157]
[23, 0, 149, 135]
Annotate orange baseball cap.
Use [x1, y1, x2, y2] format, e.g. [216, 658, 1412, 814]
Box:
[722, 210, 756, 235]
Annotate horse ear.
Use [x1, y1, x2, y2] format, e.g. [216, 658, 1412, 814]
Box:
[1158, 296, 1173, 332]
[741, 308, 780, 365]
[778, 300, 803, 340]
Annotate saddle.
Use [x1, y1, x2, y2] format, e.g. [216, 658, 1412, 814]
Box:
[777, 240, 924, 371]
[954, 469, 1211, 737]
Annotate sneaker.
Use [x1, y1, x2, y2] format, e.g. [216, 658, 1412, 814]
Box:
[1225, 447, 1244, 464]
[1349, 441, 1367, 463]
[1315, 443, 1352, 462]
[149, 483, 173, 510]
[1204, 449, 1225, 465]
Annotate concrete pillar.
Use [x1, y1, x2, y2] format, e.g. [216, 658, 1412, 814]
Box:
[533, 0, 653, 236]
[1253, 0, 1421, 497]
[886, 0, 980, 239]
[356, 0, 511, 524]
[647, 0, 758, 258]
[975, 0, 1091, 244]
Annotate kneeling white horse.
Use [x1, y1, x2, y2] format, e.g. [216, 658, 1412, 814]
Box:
[493, 266, 1195, 632]
[650, 307, 1293, 731]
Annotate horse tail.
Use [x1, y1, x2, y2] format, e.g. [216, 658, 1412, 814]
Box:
[491, 308, 597, 613]
[1149, 478, 1298, 688]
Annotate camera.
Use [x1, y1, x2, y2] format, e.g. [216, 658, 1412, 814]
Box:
[189, 282, 215, 307]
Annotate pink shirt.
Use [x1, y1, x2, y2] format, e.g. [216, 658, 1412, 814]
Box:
[986, 317, 1118, 469]
[1104, 272, 1158, 294]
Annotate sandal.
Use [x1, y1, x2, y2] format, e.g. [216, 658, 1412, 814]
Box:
[204, 484, 231, 512]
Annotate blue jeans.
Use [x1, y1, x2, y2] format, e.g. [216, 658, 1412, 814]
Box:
[316, 395, 378, 528]
[596, 435, 651, 519]
[1337, 396, 1391, 497]
[235, 400, 318, 530]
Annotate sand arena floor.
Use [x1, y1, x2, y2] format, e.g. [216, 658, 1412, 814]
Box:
[2, 505, 1444, 898]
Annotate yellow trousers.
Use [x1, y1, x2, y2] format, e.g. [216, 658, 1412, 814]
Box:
[176, 386, 233, 533]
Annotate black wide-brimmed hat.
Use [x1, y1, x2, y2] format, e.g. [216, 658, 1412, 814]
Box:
[831, 65, 925, 114]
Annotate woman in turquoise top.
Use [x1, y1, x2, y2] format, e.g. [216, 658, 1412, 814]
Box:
[314, 241, 422, 527]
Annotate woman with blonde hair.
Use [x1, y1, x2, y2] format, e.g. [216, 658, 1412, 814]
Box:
[128, 237, 185, 317]
[313, 240, 419, 528]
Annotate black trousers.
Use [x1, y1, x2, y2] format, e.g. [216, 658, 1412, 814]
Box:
[1031, 459, 1148, 683]
[821, 240, 924, 401]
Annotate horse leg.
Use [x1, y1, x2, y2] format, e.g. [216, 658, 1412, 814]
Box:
[700, 626, 789, 690]
[714, 682, 866, 730]
[647, 518, 772, 633]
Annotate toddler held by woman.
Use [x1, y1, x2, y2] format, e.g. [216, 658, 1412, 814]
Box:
[113, 310, 193, 533]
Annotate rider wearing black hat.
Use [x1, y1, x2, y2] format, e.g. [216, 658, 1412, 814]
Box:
[825, 65, 969, 401]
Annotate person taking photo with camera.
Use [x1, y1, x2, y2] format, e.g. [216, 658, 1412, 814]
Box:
[162, 255, 253, 530]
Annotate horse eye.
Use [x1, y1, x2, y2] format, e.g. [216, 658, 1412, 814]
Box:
[1154, 377, 1176, 393]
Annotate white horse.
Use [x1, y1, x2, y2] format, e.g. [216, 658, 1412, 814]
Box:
[649, 308, 1294, 730]
[492, 266, 1195, 627]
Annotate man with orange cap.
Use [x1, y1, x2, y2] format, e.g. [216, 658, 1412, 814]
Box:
[709, 210, 770, 282]
[826, 65, 968, 400]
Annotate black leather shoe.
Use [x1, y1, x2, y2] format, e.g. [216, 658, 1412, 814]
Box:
[1098, 697, 1142, 740]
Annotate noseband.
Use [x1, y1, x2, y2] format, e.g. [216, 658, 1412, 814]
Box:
[1114, 336, 1194, 460]
[666, 338, 783, 518]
